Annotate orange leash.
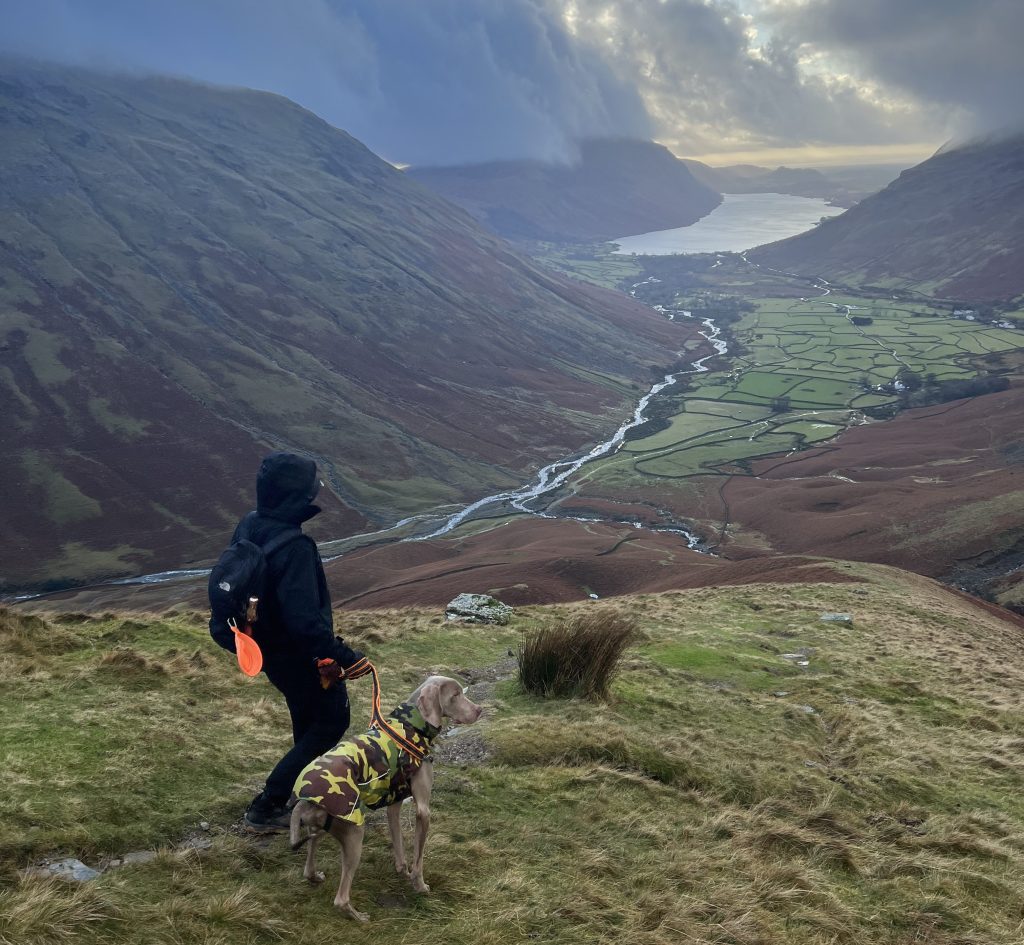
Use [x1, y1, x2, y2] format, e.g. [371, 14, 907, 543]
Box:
[341, 658, 428, 762]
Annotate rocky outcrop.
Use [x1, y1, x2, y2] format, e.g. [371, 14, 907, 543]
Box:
[445, 594, 514, 625]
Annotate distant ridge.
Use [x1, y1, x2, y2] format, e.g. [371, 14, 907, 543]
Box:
[681, 159, 857, 207]
[408, 138, 722, 242]
[750, 134, 1024, 301]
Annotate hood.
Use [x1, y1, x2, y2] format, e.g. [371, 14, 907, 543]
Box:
[256, 452, 322, 523]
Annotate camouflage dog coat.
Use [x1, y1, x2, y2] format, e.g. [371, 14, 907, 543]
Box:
[293, 703, 440, 826]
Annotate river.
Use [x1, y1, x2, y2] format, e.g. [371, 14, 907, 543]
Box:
[415, 310, 727, 542]
[611, 192, 840, 256]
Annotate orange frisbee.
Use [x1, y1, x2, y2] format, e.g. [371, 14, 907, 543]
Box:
[231, 624, 263, 677]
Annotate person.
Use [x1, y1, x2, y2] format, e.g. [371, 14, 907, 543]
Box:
[233, 451, 365, 832]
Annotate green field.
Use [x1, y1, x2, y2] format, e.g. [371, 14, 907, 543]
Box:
[564, 285, 1022, 489]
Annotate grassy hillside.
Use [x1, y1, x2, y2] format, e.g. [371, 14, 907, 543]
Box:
[751, 134, 1024, 302]
[0, 63, 691, 591]
[5, 564, 1024, 944]
[409, 138, 722, 242]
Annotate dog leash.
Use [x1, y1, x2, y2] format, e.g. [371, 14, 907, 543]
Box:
[333, 657, 429, 763]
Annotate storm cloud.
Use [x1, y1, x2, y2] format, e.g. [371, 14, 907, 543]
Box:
[1, 0, 1018, 164]
[0, 0, 651, 165]
[554, 0, 956, 156]
[766, 0, 1024, 138]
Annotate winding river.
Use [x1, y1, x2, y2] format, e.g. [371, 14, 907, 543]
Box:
[415, 311, 727, 541]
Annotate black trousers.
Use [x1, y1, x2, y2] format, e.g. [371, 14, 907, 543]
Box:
[262, 658, 351, 805]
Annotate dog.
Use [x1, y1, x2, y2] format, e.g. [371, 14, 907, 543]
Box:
[289, 675, 483, 920]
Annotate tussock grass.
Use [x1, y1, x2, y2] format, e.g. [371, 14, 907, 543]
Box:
[5, 573, 1024, 943]
[518, 610, 639, 699]
[0, 878, 116, 945]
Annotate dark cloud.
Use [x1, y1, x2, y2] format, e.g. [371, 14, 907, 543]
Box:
[556, 0, 943, 154]
[0, 0, 651, 165]
[767, 0, 1024, 136]
[1, 0, 1013, 163]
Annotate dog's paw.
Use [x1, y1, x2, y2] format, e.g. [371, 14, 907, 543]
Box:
[305, 870, 326, 885]
[337, 902, 369, 923]
[410, 876, 430, 894]
[394, 862, 410, 877]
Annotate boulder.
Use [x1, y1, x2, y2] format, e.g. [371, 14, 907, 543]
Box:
[821, 612, 853, 624]
[445, 593, 513, 625]
[31, 858, 101, 882]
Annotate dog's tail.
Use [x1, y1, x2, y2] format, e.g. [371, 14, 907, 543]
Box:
[289, 799, 331, 850]
[288, 802, 304, 850]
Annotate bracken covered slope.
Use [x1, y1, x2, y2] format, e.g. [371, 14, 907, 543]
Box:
[0, 63, 696, 591]
[751, 134, 1024, 301]
[409, 138, 722, 242]
[716, 386, 1024, 603]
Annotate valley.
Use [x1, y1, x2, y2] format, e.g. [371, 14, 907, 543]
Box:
[27, 243, 1024, 614]
[3, 66, 1021, 617]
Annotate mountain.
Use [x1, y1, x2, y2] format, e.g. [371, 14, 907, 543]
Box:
[750, 134, 1024, 301]
[682, 159, 856, 206]
[0, 63, 696, 592]
[408, 138, 722, 242]
[9, 569, 1024, 942]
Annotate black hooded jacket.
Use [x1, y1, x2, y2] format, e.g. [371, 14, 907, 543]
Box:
[231, 452, 361, 669]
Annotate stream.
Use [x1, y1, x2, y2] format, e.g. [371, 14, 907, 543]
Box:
[414, 306, 727, 542]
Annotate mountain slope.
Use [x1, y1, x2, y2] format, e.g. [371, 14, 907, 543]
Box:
[718, 385, 1024, 599]
[7, 569, 1024, 942]
[409, 138, 721, 242]
[0, 63, 695, 591]
[751, 134, 1024, 300]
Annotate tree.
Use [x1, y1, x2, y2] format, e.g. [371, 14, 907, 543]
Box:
[770, 395, 791, 414]
[898, 370, 923, 392]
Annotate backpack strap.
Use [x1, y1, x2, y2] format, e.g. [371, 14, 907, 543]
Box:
[260, 528, 305, 560]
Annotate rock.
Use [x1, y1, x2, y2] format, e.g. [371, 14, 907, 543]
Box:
[444, 593, 513, 625]
[121, 850, 157, 866]
[32, 858, 102, 882]
[821, 612, 853, 624]
[179, 835, 214, 852]
[199, 821, 211, 831]
[797, 705, 818, 715]
[772, 690, 790, 698]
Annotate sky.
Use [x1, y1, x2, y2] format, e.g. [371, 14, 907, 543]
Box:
[2, 0, 1021, 168]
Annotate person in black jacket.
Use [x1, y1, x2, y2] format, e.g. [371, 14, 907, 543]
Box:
[235, 451, 365, 832]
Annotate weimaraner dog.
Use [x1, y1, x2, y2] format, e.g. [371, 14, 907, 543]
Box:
[289, 675, 483, 920]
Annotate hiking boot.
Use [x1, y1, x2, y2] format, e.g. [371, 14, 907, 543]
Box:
[243, 796, 291, 833]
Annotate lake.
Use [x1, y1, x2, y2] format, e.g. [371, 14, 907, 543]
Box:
[610, 192, 841, 255]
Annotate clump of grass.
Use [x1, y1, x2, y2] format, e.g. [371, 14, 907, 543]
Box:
[97, 647, 167, 675]
[518, 610, 639, 699]
[0, 607, 82, 659]
[0, 878, 117, 945]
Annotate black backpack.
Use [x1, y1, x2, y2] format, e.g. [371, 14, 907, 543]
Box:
[208, 529, 302, 651]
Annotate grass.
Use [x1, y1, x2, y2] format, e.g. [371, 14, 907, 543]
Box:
[4, 567, 1024, 943]
[518, 610, 639, 698]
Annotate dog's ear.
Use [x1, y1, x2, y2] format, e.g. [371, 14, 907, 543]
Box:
[416, 679, 443, 728]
